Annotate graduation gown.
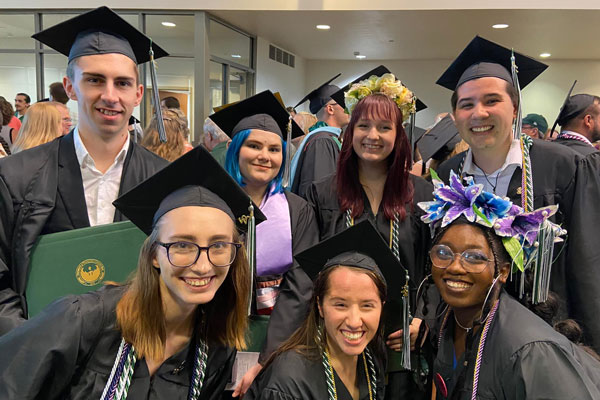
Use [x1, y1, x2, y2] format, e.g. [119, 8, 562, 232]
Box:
[291, 128, 342, 199]
[437, 139, 600, 353]
[433, 292, 600, 400]
[260, 173, 433, 365]
[554, 136, 599, 156]
[247, 349, 385, 400]
[0, 285, 235, 400]
[0, 131, 167, 334]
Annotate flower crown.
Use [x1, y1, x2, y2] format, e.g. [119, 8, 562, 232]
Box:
[418, 170, 566, 274]
[344, 73, 416, 121]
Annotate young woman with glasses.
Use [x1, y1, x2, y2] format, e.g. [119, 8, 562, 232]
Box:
[0, 146, 255, 400]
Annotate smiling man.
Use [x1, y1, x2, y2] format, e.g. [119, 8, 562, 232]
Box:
[0, 7, 168, 334]
[436, 36, 600, 353]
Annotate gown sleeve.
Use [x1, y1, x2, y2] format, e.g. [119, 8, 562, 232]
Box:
[295, 136, 340, 200]
[0, 292, 104, 400]
[502, 341, 600, 399]
[567, 152, 600, 353]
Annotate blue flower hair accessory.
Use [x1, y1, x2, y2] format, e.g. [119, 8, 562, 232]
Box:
[419, 170, 566, 303]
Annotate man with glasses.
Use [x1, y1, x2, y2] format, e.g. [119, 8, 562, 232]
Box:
[290, 74, 349, 199]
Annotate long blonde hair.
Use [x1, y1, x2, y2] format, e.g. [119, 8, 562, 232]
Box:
[141, 109, 187, 162]
[115, 219, 249, 360]
[12, 102, 62, 153]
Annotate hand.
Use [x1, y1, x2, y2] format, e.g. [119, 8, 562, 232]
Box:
[232, 363, 263, 398]
[386, 318, 423, 352]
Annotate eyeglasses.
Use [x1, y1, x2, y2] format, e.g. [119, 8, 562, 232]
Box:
[157, 241, 241, 268]
[429, 244, 492, 273]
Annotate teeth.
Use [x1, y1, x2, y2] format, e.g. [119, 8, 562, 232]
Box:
[471, 126, 492, 132]
[184, 277, 211, 287]
[342, 331, 363, 340]
[99, 109, 119, 116]
[446, 280, 472, 289]
[363, 144, 381, 149]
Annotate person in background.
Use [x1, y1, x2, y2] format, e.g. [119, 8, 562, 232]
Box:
[141, 109, 188, 162]
[161, 96, 181, 110]
[14, 92, 30, 122]
[203, 117, 230, 166]
[0, 146, 255, 399]
[11, 102, 63, 153]
[53, 101, 73, 135]
[521, 113, 548, 139]
[49, 82, 69, 105]
[0, 97, 18, 152]
[553, 94, 600, 155]
[290, 73, 348, 199]
[292, 111, 318, 145]
[168, 108, 193, 153]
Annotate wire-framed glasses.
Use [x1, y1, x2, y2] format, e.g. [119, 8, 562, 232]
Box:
[157, 241, 241, 268]
[429, 244, 492, 273]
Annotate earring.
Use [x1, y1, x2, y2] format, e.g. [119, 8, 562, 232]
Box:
[478, 275, 502, 324]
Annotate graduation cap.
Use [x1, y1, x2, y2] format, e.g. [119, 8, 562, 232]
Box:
[32, 6, 170, 142]
[552, 84, 596, 132]
[295, 73, 342, 114]
[295, 220, 407, 304]
[113, 145, 266, 235]
[436, 36, 547, 91]
[417, 115, 461, 163]
[330, 65, 427, 113]
[32, 6, 168, 64]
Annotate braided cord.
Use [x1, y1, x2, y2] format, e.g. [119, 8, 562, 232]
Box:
[322, 347, 338, 400]
[114, 343, 137, 400]
[520, 135, 534, 212]
[364, 348, 377, 400]
[100, 338, 128, 400]
[189, 339, 209, 400]
[345, 209, 354, 228]
[471, 300, 499, 400]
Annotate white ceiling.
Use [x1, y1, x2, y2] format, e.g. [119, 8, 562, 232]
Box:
[210, 9, 600, 61]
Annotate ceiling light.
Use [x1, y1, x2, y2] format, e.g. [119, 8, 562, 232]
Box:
[356, 55, 366, 59]
[539, 53, 551, 58]
[161, 21, 176, 27]
[492, 23, 509, 29]
[231, 54, 242, 58]
[316, 25, 330, 30]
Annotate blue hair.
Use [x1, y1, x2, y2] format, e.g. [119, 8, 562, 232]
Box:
[225, 129, 286, 195]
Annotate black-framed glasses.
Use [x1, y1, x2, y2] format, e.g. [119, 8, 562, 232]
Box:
[429, 244, 492, 273]
[157, 241, 241, 268]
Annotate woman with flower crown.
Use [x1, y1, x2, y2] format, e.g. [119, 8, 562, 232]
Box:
[260, 66, 435, 399]
[418, 172, 600, 399]
[0, 147, 256, 400]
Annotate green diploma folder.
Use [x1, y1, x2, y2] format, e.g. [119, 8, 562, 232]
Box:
[27, 221, 147, 318]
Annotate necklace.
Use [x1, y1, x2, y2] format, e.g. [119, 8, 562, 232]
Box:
[322, 346, 375, 400]
[476, 165, 500, 193]
[453, 314, 473, 334]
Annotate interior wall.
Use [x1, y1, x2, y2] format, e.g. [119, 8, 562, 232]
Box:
[304, 59, 600, 129]
[255, 36, 306, 110]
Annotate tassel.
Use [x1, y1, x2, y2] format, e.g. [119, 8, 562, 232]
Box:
[408, 112, 416, 163]
[510, 49, 523, 140]
[246, 202, 256, 315]
[532, 221, 556, 304]
[282, 115, 293, 189]
[149, 40, 167, 143]
[401, 273, 411, 370]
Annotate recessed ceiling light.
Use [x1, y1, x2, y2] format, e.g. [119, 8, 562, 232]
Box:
[316, 24, 330, 30]
[231, 54, 242, 58]
[540, 53, 551, 58]
[356, 55, 366, 59]
[161, 21, 176, 27]
[492, 23, 509, 29]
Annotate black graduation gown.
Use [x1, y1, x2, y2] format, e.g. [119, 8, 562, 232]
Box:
[433, 292, 600, 400]
[437, 139, 600, 353]
[260, 173, 433, 365]
[291, 129, 341, 199]
[554, 137, 599, 156]
[0, 285, 235, 400]
[0, 131, 167, 334]
[246, 349, 385, 400]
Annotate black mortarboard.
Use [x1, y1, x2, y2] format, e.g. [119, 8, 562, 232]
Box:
[557, 94, 596, 127]
[330, 65, 427, 113]
[412, 126, 427, 144]
[210, 90, 304, 140]
[436, 36, 547, 91]
[32, 6, 168, 64]
[295, 73, 342, 114]
[113, 145, 266, 235]
[295, 220, 407, 304]
[417, 115, 461, 163]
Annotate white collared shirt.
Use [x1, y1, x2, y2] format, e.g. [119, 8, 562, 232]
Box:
[462, 139, 522, 197]
[74, 127, 129, 226]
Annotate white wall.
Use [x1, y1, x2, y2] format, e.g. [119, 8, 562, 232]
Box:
[255, 36, 306, 110]
[305, 58, 600, 129]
